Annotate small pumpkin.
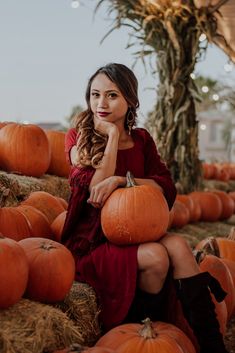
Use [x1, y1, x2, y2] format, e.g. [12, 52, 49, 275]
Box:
[19, 237, 75, 303]
[96, 318, 196, 353]
[101, 172, 169, 245]
[0, 235, 29, 308]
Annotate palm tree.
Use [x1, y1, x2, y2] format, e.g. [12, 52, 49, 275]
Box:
[96, 0, 230, 192]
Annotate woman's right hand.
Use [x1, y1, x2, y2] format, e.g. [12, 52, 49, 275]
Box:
[87, 175, 126, 208]
[94, 115, 119, 137]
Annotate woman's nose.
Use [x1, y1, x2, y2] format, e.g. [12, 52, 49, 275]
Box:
[98, 96, 108, 108]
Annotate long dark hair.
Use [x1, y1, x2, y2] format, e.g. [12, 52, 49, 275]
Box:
[74, 63, 139, 168]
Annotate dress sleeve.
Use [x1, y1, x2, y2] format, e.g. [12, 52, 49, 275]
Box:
[61, 165, 97, 252]
[65, 128, 78, 165]
[143, 130, 176, 209]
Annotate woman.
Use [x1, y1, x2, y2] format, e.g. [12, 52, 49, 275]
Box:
[62, 63, 228, 353]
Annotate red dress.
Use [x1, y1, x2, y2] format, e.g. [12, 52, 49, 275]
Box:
[62, 127, 176, 331]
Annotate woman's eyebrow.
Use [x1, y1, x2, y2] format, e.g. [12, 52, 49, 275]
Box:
[91, 89, 119, 93]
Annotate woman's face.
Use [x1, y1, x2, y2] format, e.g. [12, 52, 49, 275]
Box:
[90, 73, 129, 127]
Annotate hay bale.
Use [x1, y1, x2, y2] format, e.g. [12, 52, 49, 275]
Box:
[0, 299, 83, 353]
[0, 171, 70, 207]
[55, 282, 101, 346]
[171, 221, 234, 248]
[0, 282, 101, 353]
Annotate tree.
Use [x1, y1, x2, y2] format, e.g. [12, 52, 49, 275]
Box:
[96, 0, 231, 192]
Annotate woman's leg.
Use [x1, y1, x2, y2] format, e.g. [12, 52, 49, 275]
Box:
[137, 242, 170, 293]
[160, 233, 228, 353]
[125, 242, 170, 323]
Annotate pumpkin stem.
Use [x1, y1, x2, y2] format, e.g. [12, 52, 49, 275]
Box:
[139, 318, 156, 339]
[193, 249, 206, 264]
[40, 241, 57, 251]
[126, 171, 137, 188]
[228, 226, 235, 241]
[203, 237, 220, 257]
[67, 343, 86, 352]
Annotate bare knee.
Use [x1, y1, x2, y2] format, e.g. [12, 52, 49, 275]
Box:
[160, 233, 193, 259]
[137, 242, 169, 277]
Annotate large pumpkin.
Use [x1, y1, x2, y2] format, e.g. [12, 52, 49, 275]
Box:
[189, 191, 222, 222]
[50, 211, 67, 242]
[19, 237, 75, 303]
[21, 191, 65, 224]
[0, 235, 29, 308]
[16, 205, 53, 238]
[210, 189, 234, 220]
[45, 130, 70, 178]
[198, 252, 235, 321]
[195, 233, 235, 262]
[96, 318, 196, 353]
[171, 200, 190, 228]
[0, 123, 51, 177]
[101, 172, 169, 245]
[0, 207, 32, 240]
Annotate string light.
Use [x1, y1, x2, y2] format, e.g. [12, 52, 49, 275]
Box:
[71, 0, 80, 9]
[199, 33, 207, 42]
[190, 73, 196, 80]
[212, 94, 219, 101]
[200, 123, 207, 131]
[201, 85, 209, 93]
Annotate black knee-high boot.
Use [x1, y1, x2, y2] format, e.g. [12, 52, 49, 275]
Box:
[174, 272, 228, 353]
[124, 285, 168, 323]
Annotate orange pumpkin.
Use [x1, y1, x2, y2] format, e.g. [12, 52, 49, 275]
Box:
[57, 197, 68, 210]
[195, 233, 235, 262]
[171, 200, 190, 228]
[16, 205, 53, 238]
[210, 189, 234, 220]
[202, 163, 216, 179]
[45, 130, 70, 178]
[101, 172, 169, 245]
[0, 235, 29, 308]
[198, 252, 235, 321]
[50, 211, 67, 242]
[21, 191, 65, 224]
[19, 237, 75, 303]
[0, 207, 32, 240]
[189, 191, 222, 222]
[96, 318, 196, 353]
[0, 123, 51, 177]
[176, 194, 195, 221]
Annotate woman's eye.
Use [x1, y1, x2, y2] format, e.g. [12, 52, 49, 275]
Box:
[108, 93, 117, 98]
[91, 92, 99, 97]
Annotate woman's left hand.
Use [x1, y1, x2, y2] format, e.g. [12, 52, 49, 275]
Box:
[87, 176, 123, 208]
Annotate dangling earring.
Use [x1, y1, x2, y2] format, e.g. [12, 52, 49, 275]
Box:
[126, 109, 135, 135]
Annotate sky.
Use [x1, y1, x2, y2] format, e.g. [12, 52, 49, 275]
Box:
[1, 0, 235, 127]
